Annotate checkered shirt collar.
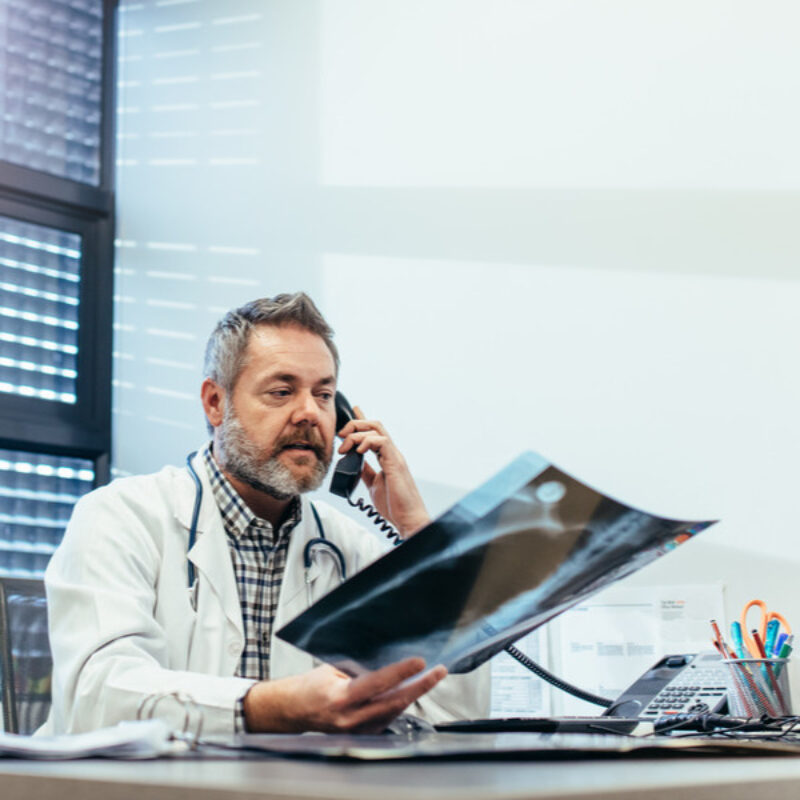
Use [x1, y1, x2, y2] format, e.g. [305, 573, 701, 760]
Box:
[201, 443, 301, 541]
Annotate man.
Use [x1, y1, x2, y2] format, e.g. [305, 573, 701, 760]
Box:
[41, 293, 488, 735]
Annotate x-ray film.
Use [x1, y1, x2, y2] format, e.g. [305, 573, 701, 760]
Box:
[277, 452, 716, 674]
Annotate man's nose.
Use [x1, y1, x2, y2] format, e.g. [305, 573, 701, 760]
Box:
[289, 392, 320, 426]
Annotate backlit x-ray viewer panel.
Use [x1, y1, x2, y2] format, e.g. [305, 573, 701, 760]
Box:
[278, 452, 716, 674]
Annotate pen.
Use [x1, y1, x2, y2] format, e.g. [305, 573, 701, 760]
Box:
[765, 619, 780, 658]
[775, 636, 793, 677]
[765, 660, 788, 713]
[774, 632, 788, 656]
[710, 620, 738, 662]
[751, 628, 768, 658]
[733, 658, 777, 715]
[730, 621, 747, 659]
[710, 619, 723, 642]
[750, 627, 785, 709]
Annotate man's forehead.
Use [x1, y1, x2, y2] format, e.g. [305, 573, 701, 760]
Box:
[245, 324, 336, 373]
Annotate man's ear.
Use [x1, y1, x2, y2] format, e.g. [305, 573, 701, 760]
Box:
[201, 378, 226, 429]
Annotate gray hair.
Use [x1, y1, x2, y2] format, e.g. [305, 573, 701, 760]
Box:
[203, 292, 339, 406]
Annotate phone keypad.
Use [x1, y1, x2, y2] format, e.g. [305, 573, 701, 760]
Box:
[642, 661, 728, 716]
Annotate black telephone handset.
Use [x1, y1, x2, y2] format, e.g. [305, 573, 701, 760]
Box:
[329, 392, 364, 499]
[329, 392, 403, 545]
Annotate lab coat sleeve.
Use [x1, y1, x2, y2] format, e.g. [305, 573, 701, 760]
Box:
[44, 484, 253, 735]
[410, 664, 491, 724]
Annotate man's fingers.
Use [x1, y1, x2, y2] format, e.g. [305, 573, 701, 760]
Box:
[373, 664, 447, 706]
[355, 433, 387, 456]
[348, 665, 448, 732]
[337, 417, 389, 440]
[360, 461, 377, 489]
[337, 428, 386, 447]
[346, 657, 426, 706]
[338, 431, 392, 459]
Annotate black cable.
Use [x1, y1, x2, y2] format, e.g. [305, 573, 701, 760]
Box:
[648, 713, 800, 739]
[503, 643, 613, 708]
[651, 712, 745, 736]
[347, 496, 404, 545]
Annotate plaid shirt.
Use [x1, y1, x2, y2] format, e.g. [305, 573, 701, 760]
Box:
[202, 444, 301, 731]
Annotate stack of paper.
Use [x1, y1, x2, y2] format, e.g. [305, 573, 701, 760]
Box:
[0, 720, 178, 760]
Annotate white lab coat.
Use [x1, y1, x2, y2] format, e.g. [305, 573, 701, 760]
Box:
[40, 452, 489, 735]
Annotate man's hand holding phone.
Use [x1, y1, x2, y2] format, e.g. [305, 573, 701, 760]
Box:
[336, 407, 430, 537]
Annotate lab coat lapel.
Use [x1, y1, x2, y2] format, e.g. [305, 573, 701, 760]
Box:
[175, 452, 244, 640]
[271, 498, 322, 677]
[279, 497, 320, 618]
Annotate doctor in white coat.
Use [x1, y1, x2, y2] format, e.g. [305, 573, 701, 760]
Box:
[41, 293, 489, 736]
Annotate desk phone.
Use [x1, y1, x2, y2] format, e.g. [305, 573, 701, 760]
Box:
[605, 652, 727, 718]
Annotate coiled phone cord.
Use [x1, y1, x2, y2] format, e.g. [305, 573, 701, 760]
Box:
[504, 643, 613, 708]
[347, 496, 405, 546]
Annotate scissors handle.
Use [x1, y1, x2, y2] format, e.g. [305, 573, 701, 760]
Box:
[741, 599, 768, 658]
[741, 600, 792, 658]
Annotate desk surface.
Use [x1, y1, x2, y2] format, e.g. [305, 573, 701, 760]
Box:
[3, 753, 800, 800]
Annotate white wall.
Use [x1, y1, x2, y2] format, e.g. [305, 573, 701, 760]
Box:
[114, 0, 800, 695]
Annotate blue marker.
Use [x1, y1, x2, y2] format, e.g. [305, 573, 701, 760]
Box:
[765, 618, 780, 658]
[730, 621, 747, 659]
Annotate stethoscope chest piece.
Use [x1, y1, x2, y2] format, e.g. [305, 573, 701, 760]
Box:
[302, 536, 347, 584]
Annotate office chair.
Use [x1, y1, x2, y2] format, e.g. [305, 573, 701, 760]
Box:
[0, 577, 52, 734]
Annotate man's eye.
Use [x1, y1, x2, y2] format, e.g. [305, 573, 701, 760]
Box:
[318, 392, 333, 402]
[270, 389, 291, 398]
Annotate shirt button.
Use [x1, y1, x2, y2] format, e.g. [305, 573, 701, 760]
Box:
[228, 641, 240, 656]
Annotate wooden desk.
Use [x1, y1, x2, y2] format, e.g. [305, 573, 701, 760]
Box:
[2, 753, 800, 800]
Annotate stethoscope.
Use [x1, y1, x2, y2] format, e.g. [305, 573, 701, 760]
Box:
[185, 452, 348, 595]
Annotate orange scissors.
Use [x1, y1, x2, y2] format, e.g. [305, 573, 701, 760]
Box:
[741, 599, 792, 657]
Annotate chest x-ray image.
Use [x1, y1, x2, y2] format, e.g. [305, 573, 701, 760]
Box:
[278, 451, 715, 675]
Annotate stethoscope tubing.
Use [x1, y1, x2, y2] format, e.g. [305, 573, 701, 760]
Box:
[185, 451, 347, 590]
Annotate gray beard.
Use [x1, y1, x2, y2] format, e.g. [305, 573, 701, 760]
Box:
[216, 405, 331, 500]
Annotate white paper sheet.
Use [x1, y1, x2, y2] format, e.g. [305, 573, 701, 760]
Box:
[550, 583, 725, 715]
[490, 627, 551, 716]
[0, 720, 179, 759]
[488, 583, 724, 717]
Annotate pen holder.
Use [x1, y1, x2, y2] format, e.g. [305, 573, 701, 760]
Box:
[723, 658, 792, 717]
